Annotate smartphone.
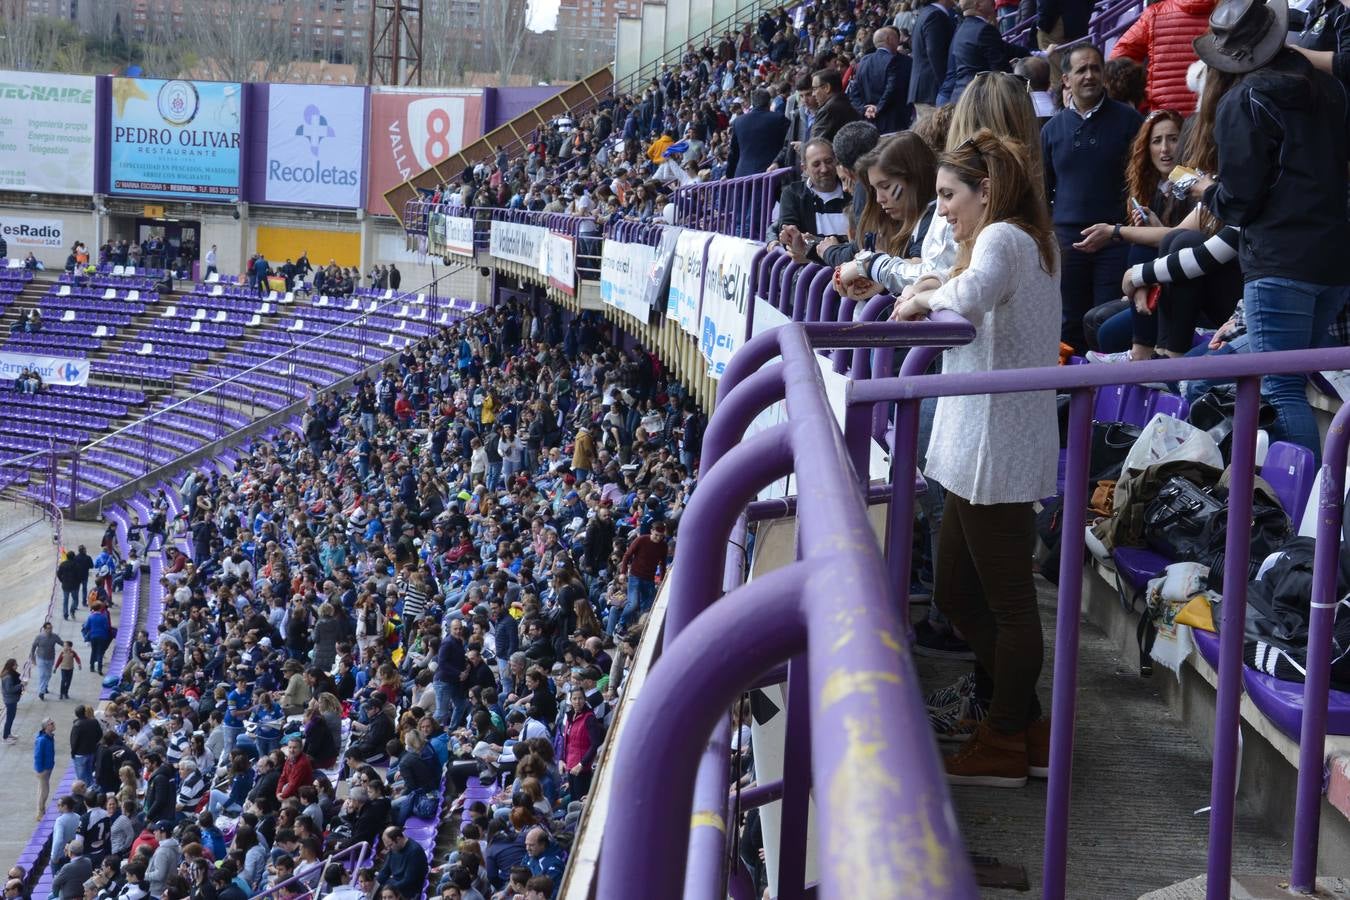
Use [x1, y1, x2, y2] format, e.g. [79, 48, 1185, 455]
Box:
[1128, 196, 1146, 222]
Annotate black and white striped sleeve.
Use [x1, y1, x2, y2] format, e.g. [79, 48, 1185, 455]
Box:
[1127, 226, 1240, 288]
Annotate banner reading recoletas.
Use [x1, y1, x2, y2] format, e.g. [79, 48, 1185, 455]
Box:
[0, 351, 89, 387]
[110, 77, 242, 200]
[0, 71, 95, 196]
[700, 235, 761, 378]
[368, 88, 484, 216]
[668, 229, 713, 335]
[545, 232, 576, 296]
[264, 84, 366, 208]
[600, 240, 657, 323]
[489, 220, 546, 268]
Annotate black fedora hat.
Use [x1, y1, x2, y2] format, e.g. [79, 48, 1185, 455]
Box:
[1193, 0, 1289, 74]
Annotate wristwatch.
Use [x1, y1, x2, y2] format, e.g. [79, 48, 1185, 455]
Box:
[852, 250, 876, 280]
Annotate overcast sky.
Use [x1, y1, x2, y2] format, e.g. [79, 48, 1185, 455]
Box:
[527, 0, 561, 32]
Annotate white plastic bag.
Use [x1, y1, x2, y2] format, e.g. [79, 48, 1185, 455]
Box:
[1121, 412, 1223, 477]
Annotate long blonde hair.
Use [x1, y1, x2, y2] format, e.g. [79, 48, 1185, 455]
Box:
[947, 71, 1044, 201]
[941, 129, 1058, 276]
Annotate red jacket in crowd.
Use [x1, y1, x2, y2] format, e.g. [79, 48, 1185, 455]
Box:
[1109, 0, 1215, 117]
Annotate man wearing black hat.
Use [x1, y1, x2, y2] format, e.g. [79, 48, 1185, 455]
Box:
[1192, 0, 1350, 462]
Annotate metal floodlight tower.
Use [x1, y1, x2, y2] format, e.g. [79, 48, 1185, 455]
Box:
[368, 0, 424, 85]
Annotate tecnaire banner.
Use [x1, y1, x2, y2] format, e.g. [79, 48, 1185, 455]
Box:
[264, 84, 366, 208]
[110, 77, 242, 200]
[0, 71, 95, 196]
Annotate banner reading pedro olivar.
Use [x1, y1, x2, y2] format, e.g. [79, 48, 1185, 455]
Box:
[700, 235, 760, 378]
[109, 78, 242, 200]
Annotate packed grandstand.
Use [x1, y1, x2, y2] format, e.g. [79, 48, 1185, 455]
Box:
[5, 0, 1350, 897]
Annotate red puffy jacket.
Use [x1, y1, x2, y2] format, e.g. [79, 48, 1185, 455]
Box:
[1109, 0, 1215, 116]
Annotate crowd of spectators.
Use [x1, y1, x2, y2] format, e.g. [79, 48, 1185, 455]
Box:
[17, 299, 704, 900]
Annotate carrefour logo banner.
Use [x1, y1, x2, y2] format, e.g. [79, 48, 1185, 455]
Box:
[0, 71, 95, 196]
[265, 84, 366, 208]
[110, 78, 242, 200]
[0, 351, 89, 387]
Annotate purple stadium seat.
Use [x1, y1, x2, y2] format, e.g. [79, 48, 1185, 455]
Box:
[1146, 391, 1190, 422]
[1119, 384, 1152, 427]
[1094, 384, 1127, 422]
[1112, 546, 1173, 591]
[1260, 441, 1315, 526]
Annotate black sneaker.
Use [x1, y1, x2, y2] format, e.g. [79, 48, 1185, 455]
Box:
[913, 620, 976, 660]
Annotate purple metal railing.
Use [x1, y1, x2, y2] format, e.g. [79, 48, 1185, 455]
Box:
[846, 344, 1350, 900]
[598, 320, 981, 900]
[1004, 0, 1142, 46]
[672, 169, 797, 240]
[251, 840, 374, 900]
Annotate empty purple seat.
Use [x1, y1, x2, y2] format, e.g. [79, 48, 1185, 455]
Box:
[1261, 441, 1315, 526]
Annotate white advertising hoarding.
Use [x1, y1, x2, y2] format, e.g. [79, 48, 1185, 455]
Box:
[700, 235, 760, 378]
[1, 218, 64, 252]
[489, 220, 546, 268]
[600, 240, 657, 323]
[668, 229, 713, 336]
[0, 72, 95, 196]
[264, 84, 367, 208]
[545, 232, 576, 296]
[0, 351, 89, 387]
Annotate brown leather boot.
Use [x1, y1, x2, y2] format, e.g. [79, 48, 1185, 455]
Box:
[944, 721, 1029, 788]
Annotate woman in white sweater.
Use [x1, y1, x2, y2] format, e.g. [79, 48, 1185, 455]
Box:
[844, 129, 1061, 788]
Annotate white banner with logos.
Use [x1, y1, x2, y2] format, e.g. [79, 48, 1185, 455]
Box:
[1, 218, 64, 251]
[669, 229, 713, 337]
[600, 240, 657, 322]
[0, 71, 96, 196]
[700, 235, 760, 379]
[444, 216, 475, 256]
[489, 220, 546, 268]
[264, 84, 366, 208]
[545, 232, 576, 296]
[0, 351, 89, 387]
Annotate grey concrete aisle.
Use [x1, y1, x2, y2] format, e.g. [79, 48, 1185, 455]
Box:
[0, 510, 110, 872]
[919, 579, 1292, 899]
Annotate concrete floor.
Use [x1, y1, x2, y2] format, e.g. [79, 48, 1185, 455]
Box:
[0, 507, 109, 869]
[920, 579, 1294, 899]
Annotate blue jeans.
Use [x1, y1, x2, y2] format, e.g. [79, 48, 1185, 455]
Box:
[73, 753, 94, 784]
[219, 724, 242, 757]
[35, 657, 53, 697]
[433, 680, 454, 725]
[1244, 277, 1350, 465]
[618, 576, 657, 631]
[62, 588, 78, 619]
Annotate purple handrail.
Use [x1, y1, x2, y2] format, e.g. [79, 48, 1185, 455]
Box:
[849, 343, 1350, 900]
[671, 169, 797, 239]
[251, 841, 374, 900]
[599, 320, 983, 900]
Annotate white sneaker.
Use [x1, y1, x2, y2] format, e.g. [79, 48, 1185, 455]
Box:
[1085, 350, 1132, 364]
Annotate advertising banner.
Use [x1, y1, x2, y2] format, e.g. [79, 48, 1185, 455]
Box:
[668, 229, 712, 337]
[0, 351, 89, 387]
[368, 89, 484, 215]
[545, 232, 576, 296]
[600, 240, 657, 323]
[427, 212, 447, 255]
[640, 226, 682, 314]
[445, 216, 475, 256]
[1, 218, 64, 252]
[0, 72, 95, 196]
[110, 78, 242, 199]
[700, 236, 760, 378]
[489, 220, 546, 268]
[264, 84, 365, 208]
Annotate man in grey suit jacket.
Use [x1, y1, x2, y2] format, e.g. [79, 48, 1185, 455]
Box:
[52, 837, 92, 900]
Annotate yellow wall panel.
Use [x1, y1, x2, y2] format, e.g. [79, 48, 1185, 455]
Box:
[254, 226, 360, 269]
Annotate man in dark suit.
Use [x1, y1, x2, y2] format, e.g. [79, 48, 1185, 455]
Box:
[937, 0, 1032, 105]
[808, 69, 861, 141]
[909, 0, 959, 117]
[727, 88, 790, 179]
[846, 27, 914, 133]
